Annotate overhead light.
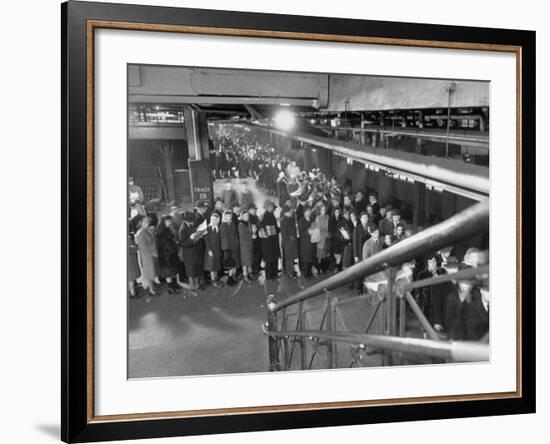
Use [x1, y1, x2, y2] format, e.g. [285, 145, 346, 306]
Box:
[274, 109, 296, 131]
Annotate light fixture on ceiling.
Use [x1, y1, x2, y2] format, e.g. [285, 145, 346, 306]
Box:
[274, 109, 296, 131]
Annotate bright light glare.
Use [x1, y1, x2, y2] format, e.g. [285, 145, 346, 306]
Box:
[274, 110, 295, 131]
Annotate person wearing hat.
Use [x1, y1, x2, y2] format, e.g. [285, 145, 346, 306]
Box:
[203, 213, 224, 288]
[259, 200, 280, 280]
[220, 209, 240, 286]
[280, 205, 298, 278]
[194, 200, 211, 226]
[177, 211, 204, 291]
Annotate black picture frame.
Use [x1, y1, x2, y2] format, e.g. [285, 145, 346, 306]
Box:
[62, 1, 536, 442]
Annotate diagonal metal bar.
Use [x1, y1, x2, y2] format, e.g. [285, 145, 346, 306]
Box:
[404, 292, 440, 341]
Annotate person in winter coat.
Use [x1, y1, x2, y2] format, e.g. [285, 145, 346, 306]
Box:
[178, 211, 205, 291]
[315, 205, 330, 274]
[298, 207, 315, 278]
[203, 212, 224, 288]
[248, 204, 262, 276]
[134, 216, 158, 296]
[220, 210, 240, 286]
[238, 211, 255, 281]
[280, 205, 298, 278]
[259, 201, 281, 280]
[337, 208, 354, 270]
[155, 215, 181, 294]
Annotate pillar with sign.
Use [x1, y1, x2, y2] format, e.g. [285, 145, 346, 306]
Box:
[184, 106, 214, 206]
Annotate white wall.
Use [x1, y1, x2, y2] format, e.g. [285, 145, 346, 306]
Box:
[0, 1, 546, 443]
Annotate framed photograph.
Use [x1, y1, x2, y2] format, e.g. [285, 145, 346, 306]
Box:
[62, 1, 535, 442]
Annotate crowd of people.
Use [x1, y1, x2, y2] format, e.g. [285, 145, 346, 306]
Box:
[128, 128, 489, 343]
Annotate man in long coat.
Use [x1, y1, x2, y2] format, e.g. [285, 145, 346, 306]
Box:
[259, 201, 280, 280]
[203, 213, 223, 287]
[248, 204, 262, 276]
[220, 210, 240, 285]
[280, 205, 298, 278]
[298, 207, 315, 278]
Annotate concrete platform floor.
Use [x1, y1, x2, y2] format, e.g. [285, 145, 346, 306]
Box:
[128, 178, 424, 379]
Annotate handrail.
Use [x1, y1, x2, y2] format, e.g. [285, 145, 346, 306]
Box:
[403, 264, 489, 292]
[262, 327, 489, 362]
[270, 200, 489, 313]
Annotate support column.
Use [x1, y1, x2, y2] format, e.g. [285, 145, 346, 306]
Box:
[184, 106, 213, 205]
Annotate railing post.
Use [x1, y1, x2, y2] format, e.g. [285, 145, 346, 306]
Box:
[385, 267, 396, 365]
[398, 293, 406, 365]
[282, 308, 289, 371]
[327, 296, 338, 369]
[266, 294, 279, 371]
[299, 301, 307, 370]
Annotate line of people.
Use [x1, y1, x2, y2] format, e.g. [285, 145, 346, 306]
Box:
[129, 128, 489, 343]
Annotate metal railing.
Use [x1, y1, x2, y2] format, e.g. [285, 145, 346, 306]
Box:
[263, 200, 490, 371]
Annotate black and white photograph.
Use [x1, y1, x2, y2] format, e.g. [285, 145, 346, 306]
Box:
[127, 65, 490, 378]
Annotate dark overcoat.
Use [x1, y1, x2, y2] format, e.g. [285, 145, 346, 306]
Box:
[280, 215, 298, 260]
[203, 226, 222, 272]
[238, 221, 254, 267]
[352, 223, 369, 261]
[465, 291, 489, 340]
[178, 222, 201, 278]
[220, 221, 240, 268]
[259, 211, 280, 263]
[298, 217, 315, 263]
[155, 226, 180, 278]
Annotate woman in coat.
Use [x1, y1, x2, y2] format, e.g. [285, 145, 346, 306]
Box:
[238, 211, 254, 281]
[220, 210, 240, 286]
[280, 205, 298, 278]
[298, 207, 315, 278]
[338, 209, 354, 270]
[315, 205, 330, 274]
[259, 201, 280, 280]
[134, 216, 157, 296]
[155, 215, 181, 294]
[329, 207, 343, 271]
[203, 212, 223, 287]
[178, 211, 203, 291]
